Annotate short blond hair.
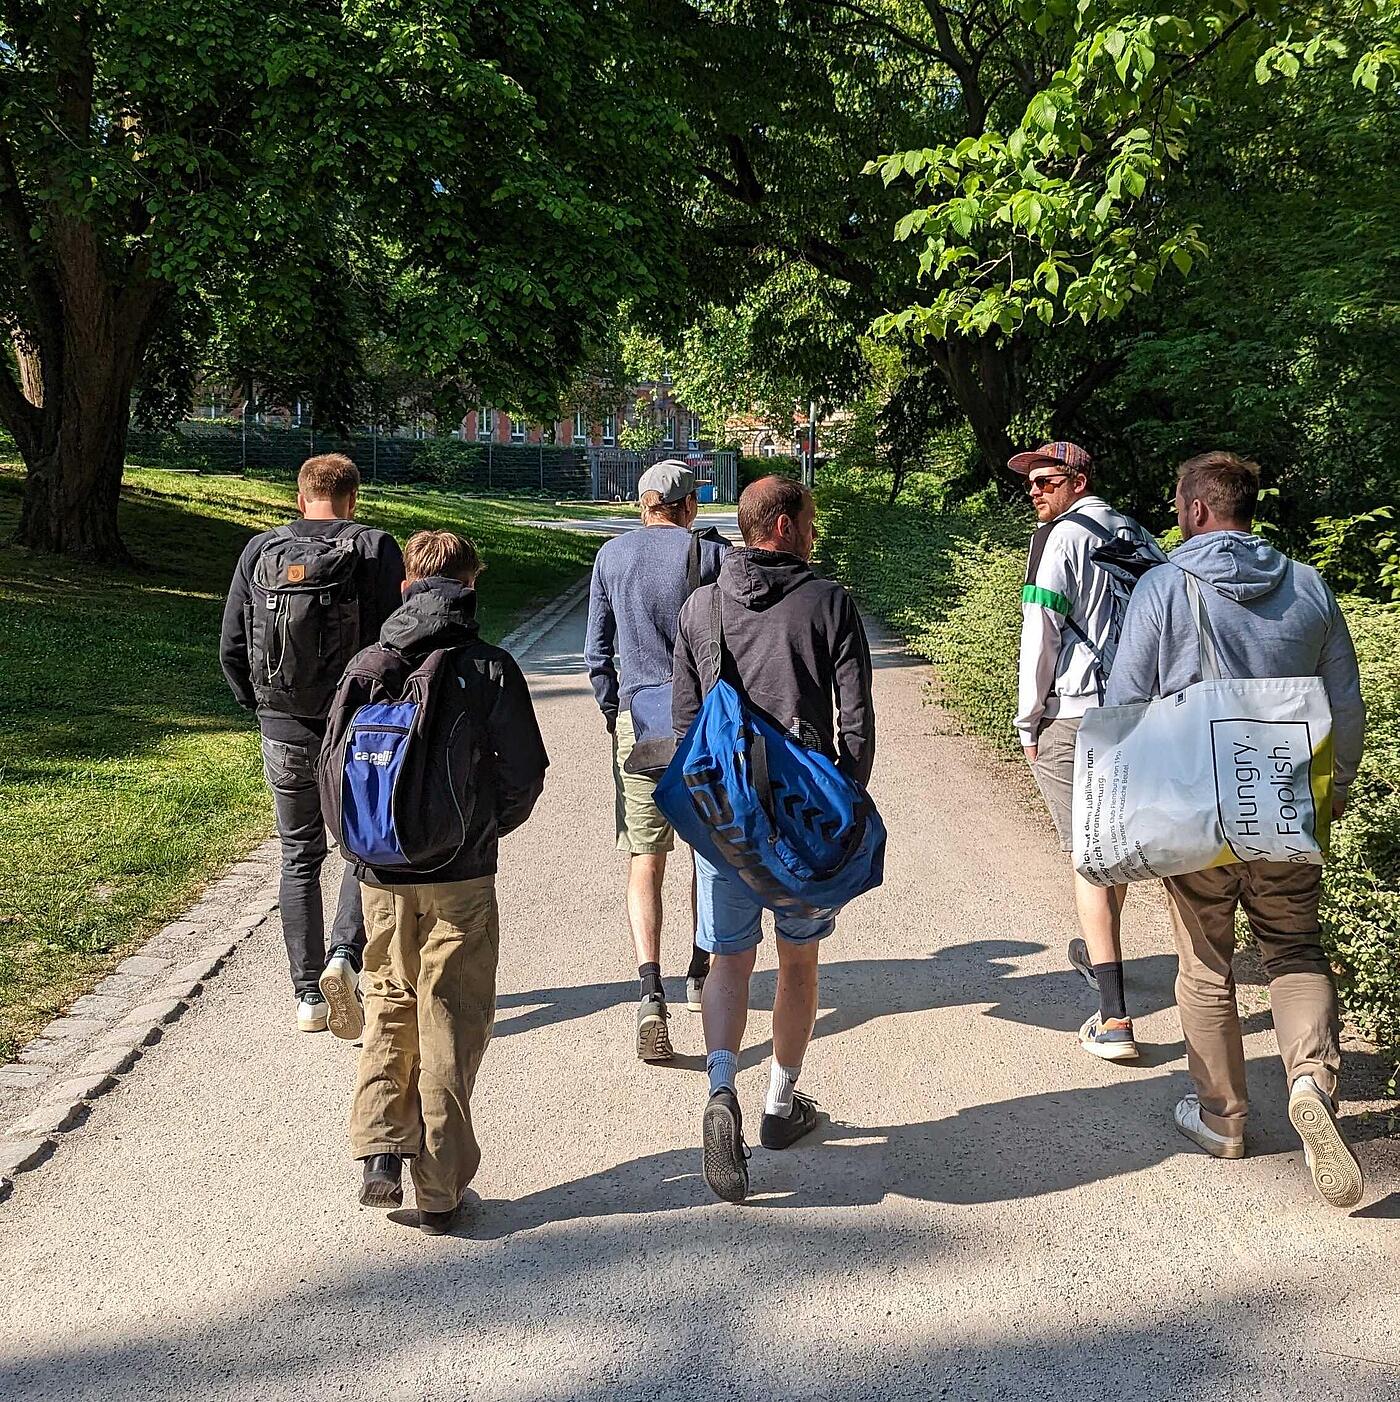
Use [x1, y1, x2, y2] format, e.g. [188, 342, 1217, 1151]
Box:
[297, 453, 359, 504]
[403, 529, 483, 584]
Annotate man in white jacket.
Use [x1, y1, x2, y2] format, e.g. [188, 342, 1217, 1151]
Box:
[1012, 440, 1164, 1061]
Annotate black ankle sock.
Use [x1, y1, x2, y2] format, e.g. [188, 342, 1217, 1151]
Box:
[639, 962, 663, 1001]
[1094, 962, 1127, 1021]
[686, 945, 711, 981]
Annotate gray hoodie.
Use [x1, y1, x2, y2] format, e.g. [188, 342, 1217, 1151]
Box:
[1105, 531, 1366, 793]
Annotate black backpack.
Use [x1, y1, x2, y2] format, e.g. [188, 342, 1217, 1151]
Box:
[317, 643, 481, 873]
[247, 524, 368, 716]
[1053, 511, 1163, 698]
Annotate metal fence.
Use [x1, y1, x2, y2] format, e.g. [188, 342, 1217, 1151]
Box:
[124, 421, 589, 496]
[588, 448, 738, 504]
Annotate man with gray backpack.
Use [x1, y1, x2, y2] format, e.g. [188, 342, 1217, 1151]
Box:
[220, 453, 404, 1036]
[1011, 441, 1165, 1062]
[584, 460, 728, 1063]
[319, 529, 547, 1232]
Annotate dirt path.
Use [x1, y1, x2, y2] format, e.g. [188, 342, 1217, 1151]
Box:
[1, 592, 1396, 1401]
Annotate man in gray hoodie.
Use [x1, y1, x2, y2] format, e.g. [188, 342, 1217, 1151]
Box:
[1105, 451, 1366, 1208]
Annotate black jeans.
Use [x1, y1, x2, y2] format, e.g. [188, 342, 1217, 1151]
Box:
[260, 732, 366, 998]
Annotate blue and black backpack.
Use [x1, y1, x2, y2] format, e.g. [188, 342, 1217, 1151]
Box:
[318, 643, 478, 871]
[654, 587, 886, 917]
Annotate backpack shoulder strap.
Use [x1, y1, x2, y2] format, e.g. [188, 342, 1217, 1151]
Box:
[687, 529, 702, 595]
[1057, 510, 1114, 544]
[705, 585, 725, 692]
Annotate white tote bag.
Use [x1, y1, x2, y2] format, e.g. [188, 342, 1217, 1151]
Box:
[1072, 571, 1334, 887]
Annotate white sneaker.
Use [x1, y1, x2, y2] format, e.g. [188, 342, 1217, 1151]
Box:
[1173, 1095, 1245, 1159]
[319, 954, 364, 1041]
[1288, 1075, 1364, 1209]
[296, 994, 328, 1033]
[686, 975, 705, 1013]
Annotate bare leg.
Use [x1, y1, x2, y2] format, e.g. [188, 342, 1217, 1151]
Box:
[627, 853, 667, 966]
[1074, 873, 1126, 966]
[702, 946, 757, 1057]
[772, 939, 820, 1068]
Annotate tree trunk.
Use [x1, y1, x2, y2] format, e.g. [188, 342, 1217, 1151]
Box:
[9, 223, 164, 563]
[16, 401, 134, 562]
[931, 338, 1020, 487]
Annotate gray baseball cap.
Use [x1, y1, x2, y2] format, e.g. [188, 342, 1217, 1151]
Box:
[636, 458, 696, 504]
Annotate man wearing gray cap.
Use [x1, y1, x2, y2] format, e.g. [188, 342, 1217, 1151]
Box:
[585, 459, 729, 1061]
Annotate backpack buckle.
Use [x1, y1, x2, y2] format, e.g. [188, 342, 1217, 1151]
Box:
[320, 591, 332, 606]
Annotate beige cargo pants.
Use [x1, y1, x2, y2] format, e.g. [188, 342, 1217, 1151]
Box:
[1163, 860, 1340, 1140]
[349, 876, 499, 1213]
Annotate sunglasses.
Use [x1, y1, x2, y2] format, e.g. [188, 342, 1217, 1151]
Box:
[1027, 473, 1071, 494]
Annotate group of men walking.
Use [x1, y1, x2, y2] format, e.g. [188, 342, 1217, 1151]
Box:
[219, 438, 1367, 1229]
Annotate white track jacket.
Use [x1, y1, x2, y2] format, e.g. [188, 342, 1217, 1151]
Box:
[1015, 495, 1163, 748]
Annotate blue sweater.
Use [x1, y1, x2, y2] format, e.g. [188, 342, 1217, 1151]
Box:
[585, 524, 729, 722]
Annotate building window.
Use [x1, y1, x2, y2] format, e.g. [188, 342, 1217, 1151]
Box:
[510, 416, 526, 443]
[477, 408, 494, 441]
[687, 414, 699, 450]
[603, 412, 617, 447]
[573, 409, 587, 445]
[663, 414, 675, 448]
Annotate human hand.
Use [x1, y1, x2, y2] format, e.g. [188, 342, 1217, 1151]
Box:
[1023, 744, 1038, 764]
[1332, 795, 1348, 821]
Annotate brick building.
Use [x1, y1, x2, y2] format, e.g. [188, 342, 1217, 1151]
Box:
[462, 380, 705, 451]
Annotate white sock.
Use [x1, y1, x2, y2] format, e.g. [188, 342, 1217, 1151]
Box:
[707, 1049, 738, 1096]
[765, 1059, 801, 1117]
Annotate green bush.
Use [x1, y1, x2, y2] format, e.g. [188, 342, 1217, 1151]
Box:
[816, 463, 1400, 1065]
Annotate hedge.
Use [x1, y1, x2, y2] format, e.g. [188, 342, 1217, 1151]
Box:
[816, 466, 1400, 1066]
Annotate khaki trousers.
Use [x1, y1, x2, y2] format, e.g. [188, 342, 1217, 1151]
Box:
[349, 876, 499, 1213]
[1163, 861, 1339, 1139]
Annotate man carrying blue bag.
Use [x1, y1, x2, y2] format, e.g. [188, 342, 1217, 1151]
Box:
[666, 475, 880, 1203]
[1104, 451, 1366, 1208]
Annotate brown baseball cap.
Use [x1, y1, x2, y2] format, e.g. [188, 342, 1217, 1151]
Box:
[1007, 441, 1092, 476]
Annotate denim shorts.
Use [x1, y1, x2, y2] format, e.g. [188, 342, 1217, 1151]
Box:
[693, 849, 838, 956]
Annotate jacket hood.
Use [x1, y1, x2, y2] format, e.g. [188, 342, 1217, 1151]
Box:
[717, 547, 814, 611]
[379, 576, 481, 652]
[1170, 530, 1289, 602]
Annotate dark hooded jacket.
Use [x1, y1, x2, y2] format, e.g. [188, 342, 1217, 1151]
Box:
[672, 549, 875, 785]
[356, 576, 548, 885]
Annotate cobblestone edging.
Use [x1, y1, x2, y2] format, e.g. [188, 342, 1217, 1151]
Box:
[0, 575, 591, 1204]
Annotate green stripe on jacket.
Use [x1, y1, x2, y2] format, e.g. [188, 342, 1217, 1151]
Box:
[1022, 583, 1071, 615]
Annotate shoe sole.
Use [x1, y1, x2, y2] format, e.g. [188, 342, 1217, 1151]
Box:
[359, 1180, 403, 1208]
[1289, 1093, 1364, 1209]
[1174, 1118, 1245, 1160]
[319, 964, 364, 1042]
[687, 995, 703, 1013]
[1068, 942, 1099, 990]
[1079, 1037, 1139, 1062]
[297, 1016, 328, 1034]
[702, 1099, 748, 1203]
[637, 1011, 673, 1062]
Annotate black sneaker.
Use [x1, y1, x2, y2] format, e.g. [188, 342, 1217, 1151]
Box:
[419, 1204, 458, 1236]
[359, 1154, 403, 1207]
[1068, 938, 1099, 990]
[760, 1091, 823, 1150]
[636, 995, 673, 1062]
[701, 1087, 749, 1203]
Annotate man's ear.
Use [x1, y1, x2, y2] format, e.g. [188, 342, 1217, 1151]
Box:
[401, 579, 411, 596]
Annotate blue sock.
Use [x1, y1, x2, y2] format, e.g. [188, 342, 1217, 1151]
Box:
[707, 1049, 738, 1096]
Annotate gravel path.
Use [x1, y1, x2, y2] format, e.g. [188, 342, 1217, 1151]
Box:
[2, 590, 1396, 1401]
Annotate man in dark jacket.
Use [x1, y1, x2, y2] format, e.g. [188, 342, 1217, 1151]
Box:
[672, 475, 875, 1202]
[351, 529, 548, 1233]
[219, 454, 404, 1036]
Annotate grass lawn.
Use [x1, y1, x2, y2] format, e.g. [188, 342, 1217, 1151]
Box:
[0, 464, 601, 1059]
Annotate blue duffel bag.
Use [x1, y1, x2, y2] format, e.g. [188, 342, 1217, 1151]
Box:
[655, 589, 886, 917]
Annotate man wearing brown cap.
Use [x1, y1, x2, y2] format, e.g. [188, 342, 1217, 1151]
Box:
[585, 459, 729, 1061]
[1010, 441, 1164, 1061]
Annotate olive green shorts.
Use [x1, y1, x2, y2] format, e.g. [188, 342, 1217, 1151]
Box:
[612, 710, 676, 856]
